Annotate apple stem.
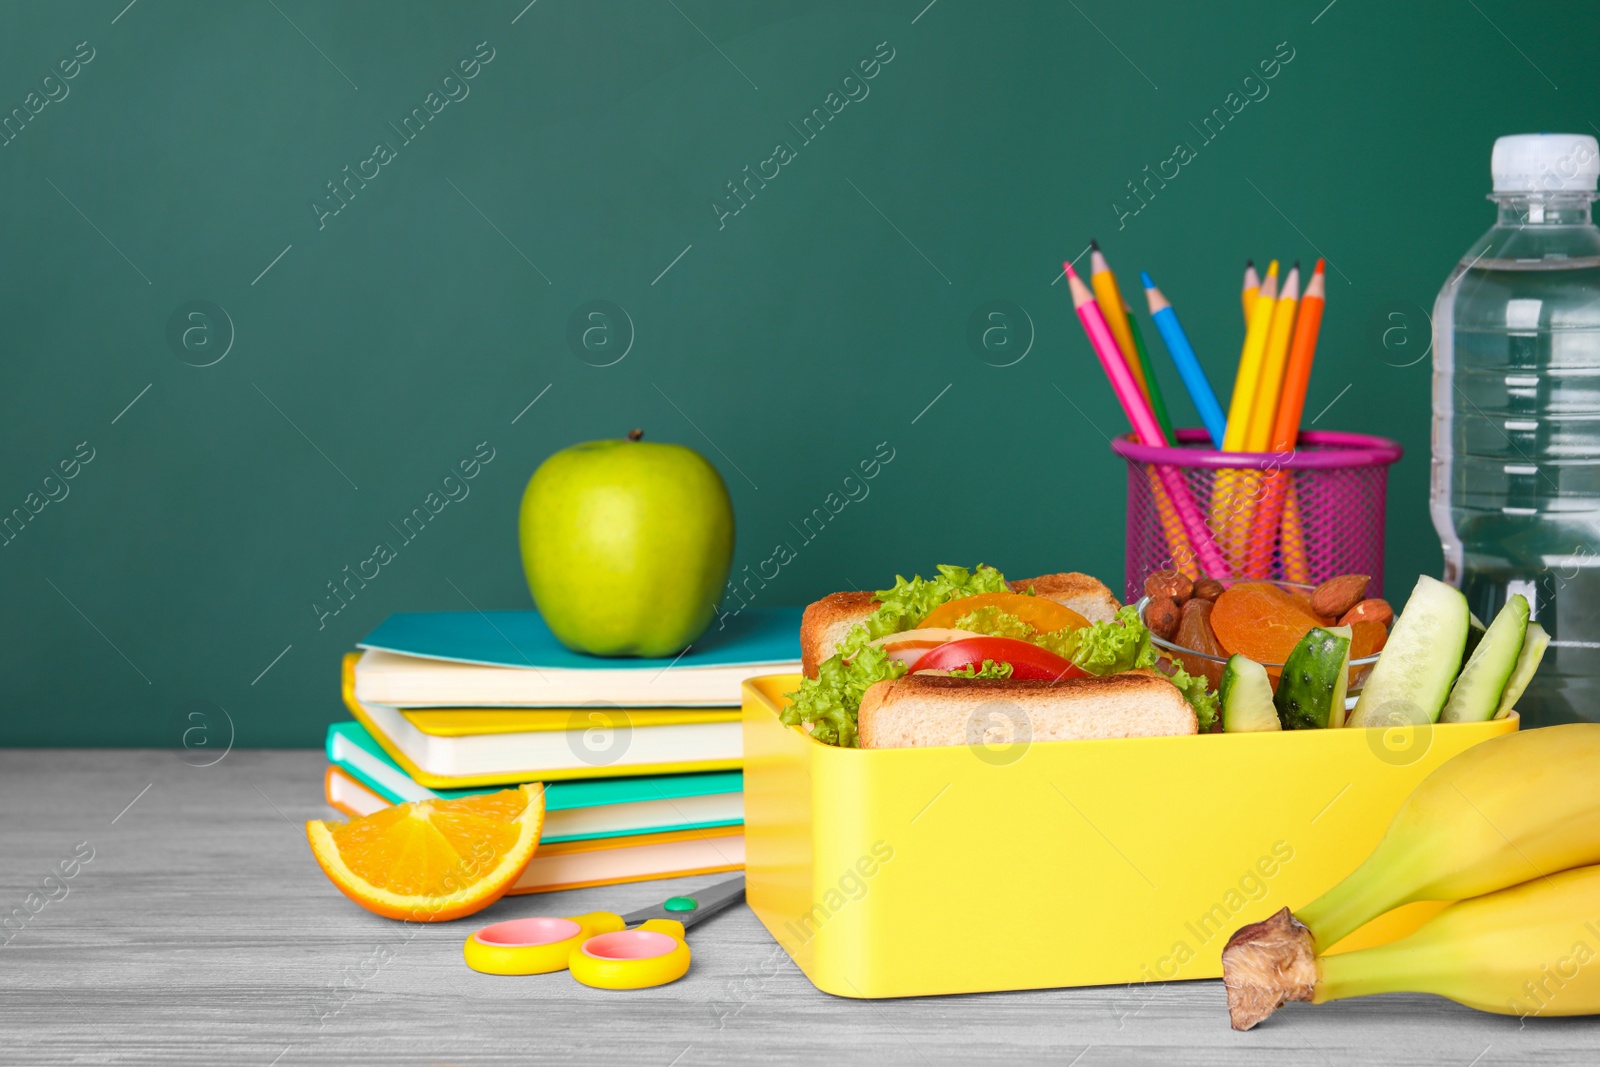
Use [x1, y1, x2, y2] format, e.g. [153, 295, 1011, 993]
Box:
[628, 429, 644, 441]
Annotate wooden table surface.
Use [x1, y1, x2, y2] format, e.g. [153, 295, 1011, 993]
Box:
[4, 748, 1598, 1066]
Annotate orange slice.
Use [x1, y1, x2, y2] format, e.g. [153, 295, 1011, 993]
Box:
[919, 592, 1089, 633]
[306, 784, 544, 921]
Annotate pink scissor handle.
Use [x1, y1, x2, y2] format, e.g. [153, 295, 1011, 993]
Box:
[569, 919, 691, 989]
[581, 929, 680, 960]
[473, 916, 583, 948]
[463, 912, 626, 975]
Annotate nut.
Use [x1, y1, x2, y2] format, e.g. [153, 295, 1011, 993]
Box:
[1192, 578, 1225, 602]
[1310, 574, 1371, 619]
[1145, 596, 1181, 640]
[1339, 598, 1393, 628]
[1144, 569, 1194, 604]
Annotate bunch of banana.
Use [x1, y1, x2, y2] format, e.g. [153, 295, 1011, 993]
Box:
[1222, 724, 1600, 1029]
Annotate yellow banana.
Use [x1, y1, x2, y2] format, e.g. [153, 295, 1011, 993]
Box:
[1299, 724, 1600, 948]
[1230, 864, 1600, 1028]
[1224, 724, 1600, 1026]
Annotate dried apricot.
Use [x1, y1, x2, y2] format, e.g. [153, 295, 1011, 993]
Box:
[1348, 619, 1387, 660]
[1210, 582, 1322, 665]
[1172, 598, 1226, 688]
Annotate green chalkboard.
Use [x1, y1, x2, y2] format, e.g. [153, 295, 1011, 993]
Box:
[2, 0, 1595, 746]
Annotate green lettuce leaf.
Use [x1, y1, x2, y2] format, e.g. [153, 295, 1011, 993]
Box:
[780, 642, 907, 747]
[949, 659, 1015, 680]
[840, 564, 1010, 656]
[1163, 660, 1218, 732]
[953, 605, 1034, 640]
[1036, 605, 1157, 676]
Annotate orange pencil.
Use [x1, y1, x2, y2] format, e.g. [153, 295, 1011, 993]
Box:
[1275, 260, 1326, 582]
[1242, 260, 1260, 324]
[1270, 259, 1326, 452]
[1245, 260, 1327, 578]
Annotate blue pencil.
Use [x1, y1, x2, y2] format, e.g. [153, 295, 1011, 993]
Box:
[1140, 271, 1227, 450]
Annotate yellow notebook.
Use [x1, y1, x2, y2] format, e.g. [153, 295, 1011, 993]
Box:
[342, 654, 742, 788]
[401, 706, 739, 736]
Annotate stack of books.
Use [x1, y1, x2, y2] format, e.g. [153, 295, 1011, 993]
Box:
[323, 607, 802, 894]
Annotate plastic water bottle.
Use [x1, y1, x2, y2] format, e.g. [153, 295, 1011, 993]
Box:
[1432, 133, 1600, 727]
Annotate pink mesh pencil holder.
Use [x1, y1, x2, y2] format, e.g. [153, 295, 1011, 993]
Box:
[1110, 429, 1404, 602]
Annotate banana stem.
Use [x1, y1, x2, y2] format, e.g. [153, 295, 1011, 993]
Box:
[1296, 883, 1415, 953]
[1313, 940, 1440, 1004]
[1295, 847, 1437, 950]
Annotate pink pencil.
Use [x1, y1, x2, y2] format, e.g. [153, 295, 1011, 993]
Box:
[1066, 263, 1166, 445]
[1065, 262, 1228, 577]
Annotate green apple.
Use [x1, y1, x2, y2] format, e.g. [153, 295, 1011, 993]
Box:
[519, 431, 735, 657]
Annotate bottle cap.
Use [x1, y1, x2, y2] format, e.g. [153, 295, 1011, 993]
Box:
[1492, 133, 1599, 193]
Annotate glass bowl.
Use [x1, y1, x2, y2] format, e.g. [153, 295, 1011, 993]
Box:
[1133, 579, 1384, 695]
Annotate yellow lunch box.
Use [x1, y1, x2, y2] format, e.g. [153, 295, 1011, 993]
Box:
[741, 674, 1517, 999]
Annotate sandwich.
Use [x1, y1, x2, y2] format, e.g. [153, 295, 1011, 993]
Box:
[782, 564, 1216, 748]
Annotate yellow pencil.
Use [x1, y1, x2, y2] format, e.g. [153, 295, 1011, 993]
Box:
[1242, 260, 1260, 324]
[1088, 240, 1148, 399]
[1222, 261, 1278, 452]
[1245, 262, 1300, 450]
[1215, 261, 1279, 571]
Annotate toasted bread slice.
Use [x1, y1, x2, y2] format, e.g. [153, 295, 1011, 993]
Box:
[798, 591, 877, 678]
[798, 573, 1122, 676]
[857, 669, 1196, 749]
[1009, 573, 1123, 626]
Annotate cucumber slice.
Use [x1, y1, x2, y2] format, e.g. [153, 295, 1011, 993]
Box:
[1440, 595, 1530, 723]
[1326, 624, 1352, 727]
[1461, 611, 1487, 671]
[1495, 619, 1549, 719]
[1221, 654, 1281, 732]
[1348, 576, 1469, 728]
[1275, 627, 1352, 730]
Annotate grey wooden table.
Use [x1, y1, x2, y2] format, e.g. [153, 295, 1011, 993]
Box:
[3, 749, 1598, 1066]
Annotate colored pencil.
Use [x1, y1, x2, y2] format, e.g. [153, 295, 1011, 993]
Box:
[1236, 263, 1298, 574]
[1242, 260, 1260, 323]
[1234, 262, 1298, 575]
[1065, 263, 1226, 577]
[1089, 241, 1148, 397]
[1223, 261, 1278, 451]
[1214, 262, 1279, 569]
[1245, 261, 1326, 578]
[1274, 260, 1326, 582]
[1125, 309, 1176, 444]
[1269, 259, 1326, 452]
[1141, 270, 1226, 449]
[1245, 262, 1300, 451]
[1066, 263, 1163, 444]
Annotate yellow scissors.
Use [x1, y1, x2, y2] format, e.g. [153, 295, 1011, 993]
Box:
[463, 876, 744, 989]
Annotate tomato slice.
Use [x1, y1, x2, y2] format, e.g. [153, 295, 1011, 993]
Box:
[919, 592, 1089, 634]
[908, 637, 1091, 682]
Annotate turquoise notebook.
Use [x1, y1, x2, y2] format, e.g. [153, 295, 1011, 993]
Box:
[324, 722, 743, 844]
[358, 606, 802, 670]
